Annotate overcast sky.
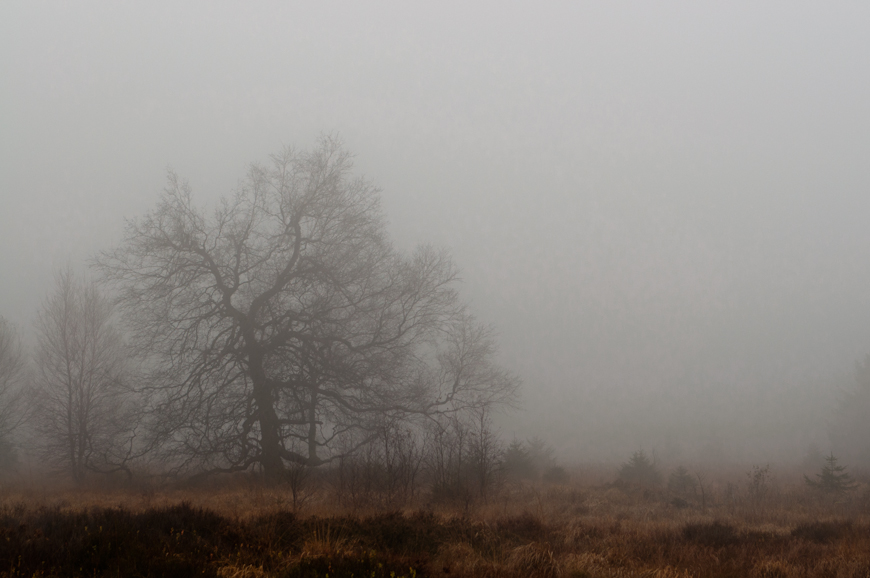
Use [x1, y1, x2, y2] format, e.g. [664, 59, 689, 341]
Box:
[3, 2, 870, 463]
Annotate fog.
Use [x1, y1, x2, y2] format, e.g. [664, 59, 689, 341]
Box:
[3, 2, 870, 466]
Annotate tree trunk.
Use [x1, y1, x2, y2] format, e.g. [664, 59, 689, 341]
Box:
[307, 390, 318, 464]
[247, 348, 284, 480]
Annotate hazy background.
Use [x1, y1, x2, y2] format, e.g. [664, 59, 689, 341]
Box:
[3, 2, 870, 465]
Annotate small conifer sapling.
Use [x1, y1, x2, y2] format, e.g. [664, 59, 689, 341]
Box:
[804, 453, 858, 494]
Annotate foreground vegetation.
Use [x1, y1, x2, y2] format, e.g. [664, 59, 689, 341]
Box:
[1, 467, 868, 578]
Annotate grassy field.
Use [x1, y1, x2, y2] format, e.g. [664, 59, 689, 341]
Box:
[0, 468, 868, 577]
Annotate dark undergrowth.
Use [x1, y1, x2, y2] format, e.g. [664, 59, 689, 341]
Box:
[0, 502, 868, 577]
[0, 504, 454, 577]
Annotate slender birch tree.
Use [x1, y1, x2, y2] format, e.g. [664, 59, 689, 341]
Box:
[0, 317, 27, 469]
[34, 267, 137, 482]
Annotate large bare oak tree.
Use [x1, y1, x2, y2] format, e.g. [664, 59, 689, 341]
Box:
[97, 137, 517, 479]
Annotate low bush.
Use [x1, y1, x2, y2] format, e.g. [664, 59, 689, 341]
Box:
[0, 503, 233, 577]
[542, 466, 570, 484]
[790, 520, 852, 543]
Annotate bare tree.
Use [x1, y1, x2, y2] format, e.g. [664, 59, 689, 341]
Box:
[97, 136, 518, 480]
[469, 407, 503, 504]
[34, 267, 138, 482]
[332, 419, 427, 509]
[0, 317, 27, 469]
[425, 408, 505, 507]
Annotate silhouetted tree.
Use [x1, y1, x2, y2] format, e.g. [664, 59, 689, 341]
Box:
[0, 317, 27, 470]
[668, 465, 697, 496]
[746, 464, 772, 506]
[469, 407, 503, 502]
[503, 439, 534, 479]
[34, 267, 139, 482]
[425, 411, 504, 506]
[618, 450, 661, 486]
[97, 137, 518, 480]
[526, 436, 556, 475]
[502, 436, 559, 482]
[804, 453, 858, 494]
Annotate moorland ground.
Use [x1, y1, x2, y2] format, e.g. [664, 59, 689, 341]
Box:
[0, 465, 868, 577]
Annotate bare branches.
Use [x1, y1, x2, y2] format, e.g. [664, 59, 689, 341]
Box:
[0, 317, 27, 444]
[34, 267, 140, 482]
[95, 137, 519, 480]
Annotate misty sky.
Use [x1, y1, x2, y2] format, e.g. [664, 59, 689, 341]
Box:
[3, 3, 870, 463]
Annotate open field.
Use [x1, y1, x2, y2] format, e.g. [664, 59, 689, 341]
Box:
[1, 468, 869, 577]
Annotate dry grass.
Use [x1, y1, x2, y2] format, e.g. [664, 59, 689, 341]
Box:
[0, 468, 868, 577]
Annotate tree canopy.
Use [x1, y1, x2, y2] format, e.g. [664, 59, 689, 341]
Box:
[97, 137, 518, 479]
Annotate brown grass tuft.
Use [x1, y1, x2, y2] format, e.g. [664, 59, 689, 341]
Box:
[215, 564, 267, 578]
[506, 541, 562, 578]
[434, 541, 491, 576]
[300, 522, 357, 559]
[752, 559, 795, 578]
